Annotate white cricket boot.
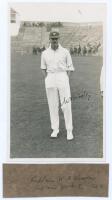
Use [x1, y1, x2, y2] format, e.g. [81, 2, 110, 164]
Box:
[50, 130, 59, 138]
[67, 131, 74, 140]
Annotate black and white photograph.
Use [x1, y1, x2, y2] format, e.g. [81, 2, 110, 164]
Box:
[9, 3, 106, 159]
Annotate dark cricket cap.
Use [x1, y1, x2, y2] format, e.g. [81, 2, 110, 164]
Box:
[49, 31, 60, 39]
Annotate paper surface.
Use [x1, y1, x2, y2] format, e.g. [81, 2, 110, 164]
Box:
[3, 164, 109, 197]
[0, 1, 112, 200]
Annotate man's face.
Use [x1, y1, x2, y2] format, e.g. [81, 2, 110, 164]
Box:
[50, 37, 59, 46]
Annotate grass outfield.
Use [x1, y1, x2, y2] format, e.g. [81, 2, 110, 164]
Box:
[11, 53, 103, 158]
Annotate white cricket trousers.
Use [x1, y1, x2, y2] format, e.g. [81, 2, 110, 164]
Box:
[45, 72, 73, 131]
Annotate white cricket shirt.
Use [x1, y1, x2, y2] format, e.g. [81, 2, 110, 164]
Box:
[41, 44, 75, 73]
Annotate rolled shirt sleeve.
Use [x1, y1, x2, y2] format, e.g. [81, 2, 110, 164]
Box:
[41, 52, 47, 70]
[66, 50, 75, 71]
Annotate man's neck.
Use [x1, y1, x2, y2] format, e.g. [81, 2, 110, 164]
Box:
[51, 44, 59, 50]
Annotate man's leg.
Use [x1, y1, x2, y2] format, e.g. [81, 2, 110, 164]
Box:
[46, 88, 59, 133]
[58, 79, 74, 140]
[59, 88, 73, 131]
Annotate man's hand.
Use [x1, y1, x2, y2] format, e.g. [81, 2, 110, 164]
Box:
[42, 69, 47, 78]
[67, 71, 71, 76]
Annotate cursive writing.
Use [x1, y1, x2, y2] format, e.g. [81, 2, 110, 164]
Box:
[29, 174, 104, 191]
[61, 90, 91, 107]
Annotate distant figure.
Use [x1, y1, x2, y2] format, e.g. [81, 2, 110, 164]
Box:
[33, 46, 37, 55]
[87, 46, 93, 55]
[82, 46, 87, 56]
[74, 47, 77, 56]
[41, 45, 46, 52]
[77, 44, 81, 56]
[94, 42, 101, 54]
[70, 46, 74, 55]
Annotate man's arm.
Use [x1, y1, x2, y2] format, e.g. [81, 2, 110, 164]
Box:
[67, 71, 71, 76]
[66, 50, 75, 75]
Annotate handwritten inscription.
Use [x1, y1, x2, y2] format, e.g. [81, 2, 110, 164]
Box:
[29, 174, 104, 191]
[3, 164, 108, 197]
[61, 90, 92, 107]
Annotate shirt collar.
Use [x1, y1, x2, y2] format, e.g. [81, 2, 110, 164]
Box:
[49, 43, 61, 51]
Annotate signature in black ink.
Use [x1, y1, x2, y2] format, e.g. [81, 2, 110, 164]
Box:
[61, 90, 91, 107]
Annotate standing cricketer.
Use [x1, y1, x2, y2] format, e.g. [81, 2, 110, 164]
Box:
[41, 30, 75, 140]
